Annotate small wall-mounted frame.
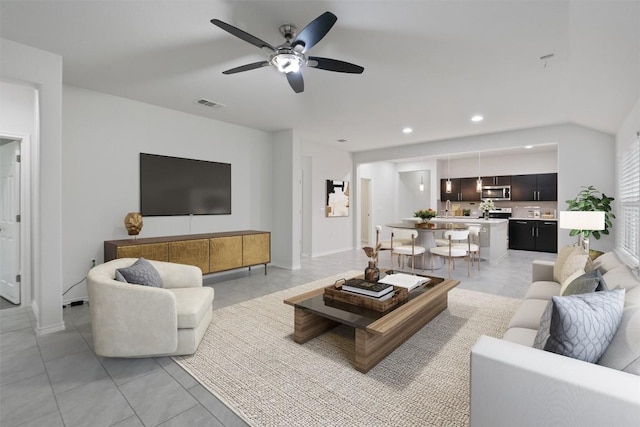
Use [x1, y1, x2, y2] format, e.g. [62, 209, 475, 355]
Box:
[326, 180, 349, 217]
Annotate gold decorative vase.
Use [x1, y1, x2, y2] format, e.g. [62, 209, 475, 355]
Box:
[124, 212, 143, 239]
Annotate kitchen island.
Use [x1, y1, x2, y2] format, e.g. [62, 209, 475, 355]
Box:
[430, 217, 509, 263]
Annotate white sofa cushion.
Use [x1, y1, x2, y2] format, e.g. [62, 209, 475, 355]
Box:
[507, 299, 549, 330]
[502, 327, 537, 347]
[597, 286, 640, 375]
[592, 251, 624, 273]
[524, 281, 561, 300]
[602, 265, 640, 291]
[168, 287, 214, 329]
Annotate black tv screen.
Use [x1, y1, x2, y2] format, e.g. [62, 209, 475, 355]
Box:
[140, 153, 231, 216]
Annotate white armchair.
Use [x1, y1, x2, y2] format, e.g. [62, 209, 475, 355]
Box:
[87, 258, 214, 357]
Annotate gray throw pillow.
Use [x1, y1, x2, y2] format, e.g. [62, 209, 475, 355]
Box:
[115, 258, 163, 288]
[544, 289, 625, 363]
[532, 301, 553, 350]
[114, 270, 128, 283]
[561, 269, 608, 296]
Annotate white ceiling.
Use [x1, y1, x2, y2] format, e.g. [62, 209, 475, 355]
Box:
[1, 1, 639, 152]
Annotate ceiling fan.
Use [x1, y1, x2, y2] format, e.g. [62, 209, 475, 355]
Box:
[211, 11, 364, 93]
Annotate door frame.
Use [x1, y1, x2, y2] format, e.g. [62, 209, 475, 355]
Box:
[0, 131, 32, 307]
[360, 178, 372, 246]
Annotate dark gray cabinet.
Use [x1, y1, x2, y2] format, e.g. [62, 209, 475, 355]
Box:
[440, 178, 461, 201]
[440, 178, 480, 201]
[482, 175, 511, 186]
[509, 220, 557, 253]
[511, 173, 557, 201]
[461, 177, 481, 201]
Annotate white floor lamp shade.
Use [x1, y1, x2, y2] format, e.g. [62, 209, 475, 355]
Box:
[559, 211, 605, 253]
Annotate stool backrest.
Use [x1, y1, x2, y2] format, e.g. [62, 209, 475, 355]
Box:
[445, 229, 470, 242]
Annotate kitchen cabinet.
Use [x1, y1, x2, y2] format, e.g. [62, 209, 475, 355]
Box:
[461, 177, 481, 201]
[509, 220, 557, 253]
[440, 178, 460, 201]
[481, 175, 511, 186]
[440, 178, 480, 201]
[511, 173, 557, 201]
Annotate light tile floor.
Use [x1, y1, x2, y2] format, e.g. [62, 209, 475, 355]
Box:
[0, 249, 556, 426]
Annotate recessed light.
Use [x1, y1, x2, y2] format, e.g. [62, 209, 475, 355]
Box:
[402, 127, 413, 134]
[471, 115, 484, 123]
[525, 145, 533, 149]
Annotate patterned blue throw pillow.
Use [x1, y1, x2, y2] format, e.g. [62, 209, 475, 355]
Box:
[115, 258, 163, 288]
[543, 289, 625, 363]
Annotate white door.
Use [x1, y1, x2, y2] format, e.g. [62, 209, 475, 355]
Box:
[0, 140, 20, 304]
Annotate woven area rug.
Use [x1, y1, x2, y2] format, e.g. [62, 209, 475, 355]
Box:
[174, 272, 522, 427]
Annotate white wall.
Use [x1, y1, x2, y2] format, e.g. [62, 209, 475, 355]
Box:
[271, 130, 301, 269]
[0, 82, 37, 308]
[354, 124, 615, 251]
[301, 140, 353, 256]
[437, 150, 558, 181]
[62, 85, 274, 301]
[1, 39, 64, 334]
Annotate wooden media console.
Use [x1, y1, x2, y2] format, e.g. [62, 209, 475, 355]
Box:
[104, 230, 270, 275]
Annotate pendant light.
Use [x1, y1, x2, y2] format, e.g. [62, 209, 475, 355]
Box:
[446, 156, 452, 193]
[419, 175, 425, 192]
[476, 152, 483, 192]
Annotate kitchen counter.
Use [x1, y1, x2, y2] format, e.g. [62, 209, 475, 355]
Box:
[431, 218, 508, 263]
[510, 217, 558, 221]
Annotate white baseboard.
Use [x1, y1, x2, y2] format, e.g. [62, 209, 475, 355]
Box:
[310, 246, 355, 258]
[36, 321, 65, 336]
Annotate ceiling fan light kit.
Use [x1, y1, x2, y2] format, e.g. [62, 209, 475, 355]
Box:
[211, 11, 364, 93]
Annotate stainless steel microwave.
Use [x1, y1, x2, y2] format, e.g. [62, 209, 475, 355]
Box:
[481, 185, 511, 200]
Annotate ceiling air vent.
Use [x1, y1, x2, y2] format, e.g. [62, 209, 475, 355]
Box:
[196, 99, 224, 109]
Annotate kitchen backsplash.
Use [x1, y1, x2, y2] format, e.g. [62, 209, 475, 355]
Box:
[438, 200, 558, 219]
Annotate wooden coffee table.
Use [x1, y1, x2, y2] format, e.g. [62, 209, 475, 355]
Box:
[283, 273, 460, 373]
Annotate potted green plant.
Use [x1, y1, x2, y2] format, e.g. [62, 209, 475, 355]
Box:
[413, 208, 438, 222]
[565, 186, 615, 240]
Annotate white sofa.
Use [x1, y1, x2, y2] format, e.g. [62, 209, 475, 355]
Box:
[470, 251, 640, 427]
[87, 258, 214, 357]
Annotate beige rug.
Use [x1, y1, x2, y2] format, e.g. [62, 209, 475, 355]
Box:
[174, 272, 522, 427]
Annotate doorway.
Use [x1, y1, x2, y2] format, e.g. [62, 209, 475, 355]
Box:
[1, 138, 21, 307]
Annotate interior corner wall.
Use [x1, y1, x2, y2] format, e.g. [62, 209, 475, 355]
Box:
[301, 141, 353, 257]
[555, 125, 615, 252]
[272, 130, 301, 268]
[61, 85, 274, 301]
[1, 38, 64, 334]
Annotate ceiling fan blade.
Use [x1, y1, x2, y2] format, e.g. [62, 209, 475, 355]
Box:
[308, 57, 364, 74]
[291, 11, 337, 53]
[286, 72, 304, 93]
[222, 61, 270, 75]
[211, 19, 276, 52]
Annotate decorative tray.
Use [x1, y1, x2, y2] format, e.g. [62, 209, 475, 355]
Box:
[323, 279, 408, 312]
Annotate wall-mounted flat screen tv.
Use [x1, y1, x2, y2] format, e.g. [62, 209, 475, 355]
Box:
[140, 153, 231, 216]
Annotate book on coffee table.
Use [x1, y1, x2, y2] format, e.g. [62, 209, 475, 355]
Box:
[341, 279, 394, 298]
[377, 273, 430, 291]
